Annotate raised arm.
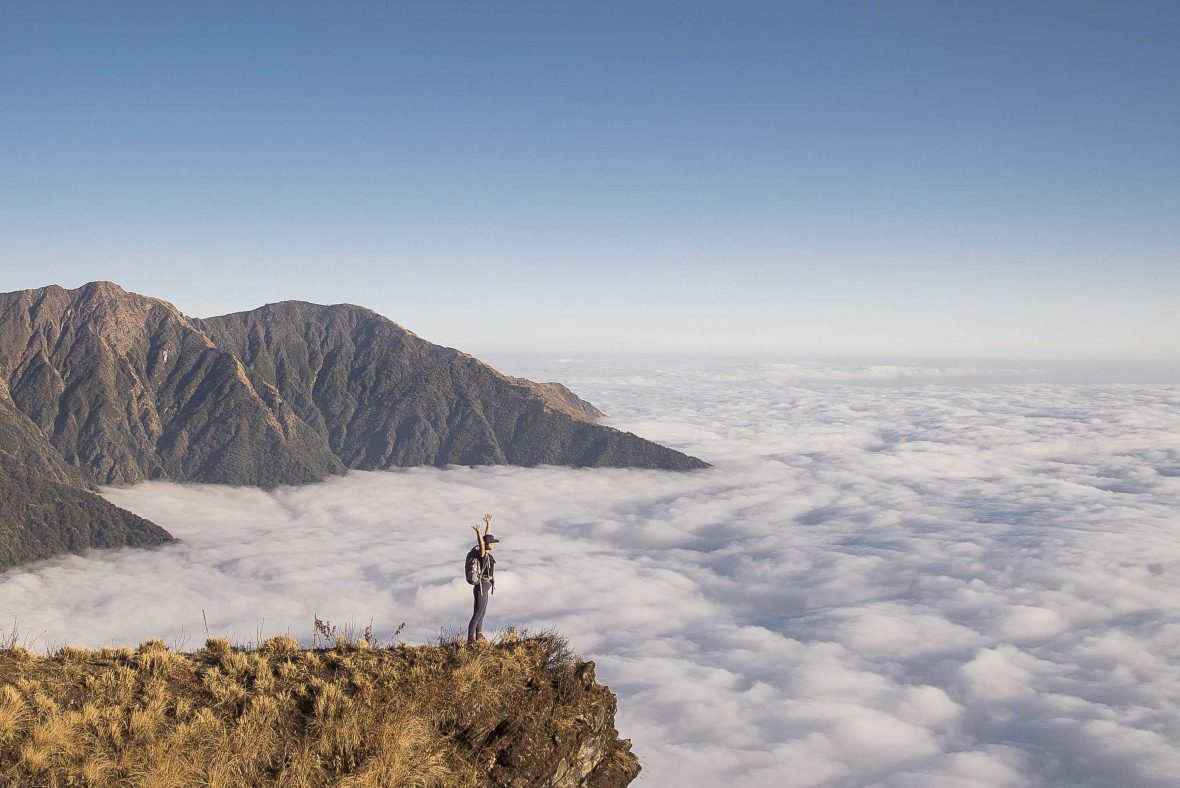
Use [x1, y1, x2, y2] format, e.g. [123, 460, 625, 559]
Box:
[471, 524, 486, 557]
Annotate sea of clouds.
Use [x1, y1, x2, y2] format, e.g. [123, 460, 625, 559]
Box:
[3, 357, 1180, 787]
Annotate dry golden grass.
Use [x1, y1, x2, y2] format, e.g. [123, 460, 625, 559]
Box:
[0, 631, 634, 787]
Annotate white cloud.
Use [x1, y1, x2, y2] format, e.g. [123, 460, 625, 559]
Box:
[2, 358, 1180, 786]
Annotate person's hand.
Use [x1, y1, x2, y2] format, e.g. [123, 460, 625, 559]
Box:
[483, 513, 493, 527]
[471, 524, 482, 536]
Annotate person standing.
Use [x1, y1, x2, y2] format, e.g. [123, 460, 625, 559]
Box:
[467, 513, 499, 643]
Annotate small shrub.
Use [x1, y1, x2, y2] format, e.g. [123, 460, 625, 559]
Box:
[312, 616, 337, 649]
[536, 630, 575, 673]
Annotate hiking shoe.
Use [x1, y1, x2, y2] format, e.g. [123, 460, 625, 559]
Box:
[476, 634, 488, 642]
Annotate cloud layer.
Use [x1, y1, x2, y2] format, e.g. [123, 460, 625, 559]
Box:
[3, 359, 1180, 786]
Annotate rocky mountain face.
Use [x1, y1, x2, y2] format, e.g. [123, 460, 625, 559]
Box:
[0, 379, 79, 488]
[198, 301, 702, 473]
[0, 281, 705, 567]
[0, 282, 342, 487]
[502, 377, 606, 423]
[0, 281, 705, 488]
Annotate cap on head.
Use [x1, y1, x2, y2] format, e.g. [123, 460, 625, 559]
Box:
[483, 534, 500, 544]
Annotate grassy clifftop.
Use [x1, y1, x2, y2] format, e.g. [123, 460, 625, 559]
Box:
[0, 633, 639, 787]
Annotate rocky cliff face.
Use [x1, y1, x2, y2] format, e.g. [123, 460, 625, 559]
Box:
[475, 658, 641, 787]
[0, 281, 707, 490]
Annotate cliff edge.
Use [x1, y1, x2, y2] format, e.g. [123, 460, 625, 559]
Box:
[0, 632, 639, 787]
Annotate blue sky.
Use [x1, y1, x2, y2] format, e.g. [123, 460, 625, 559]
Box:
[2, 2, 1178, 358]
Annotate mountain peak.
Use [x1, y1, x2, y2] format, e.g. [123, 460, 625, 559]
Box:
[219, 299, 420, 339]
[71, 280, 186, 318]
[77, 279, 127, 296]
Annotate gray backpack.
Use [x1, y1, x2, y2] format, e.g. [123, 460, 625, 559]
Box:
[465, 548, 483, 585]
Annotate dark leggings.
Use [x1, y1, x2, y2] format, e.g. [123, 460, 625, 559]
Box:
[468, 581, 490, 641]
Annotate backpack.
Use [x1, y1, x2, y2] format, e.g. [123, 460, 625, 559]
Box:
[465, 548, 483, 585]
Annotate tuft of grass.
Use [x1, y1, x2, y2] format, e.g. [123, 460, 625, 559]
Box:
[0, 685, 28, 744]
[203, 637, 232, 656]
[57, 645, 92, 662]
[6, 645, 33, 663]
[136, 639, 169, 654]
[260, 635, 300, 657]
[19, 742, 50, 773]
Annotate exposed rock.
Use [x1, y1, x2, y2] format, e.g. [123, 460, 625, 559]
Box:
[480, 659, 641, 787]
[503, 376, 607, 423]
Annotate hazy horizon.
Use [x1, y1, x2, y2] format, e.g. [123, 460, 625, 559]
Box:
[5, 278, 1180, 371]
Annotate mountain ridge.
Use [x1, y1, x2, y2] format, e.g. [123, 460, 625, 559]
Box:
[0, 281, 706, 488]
[196, 298, 697, 474]
[0, 280, 706, 567]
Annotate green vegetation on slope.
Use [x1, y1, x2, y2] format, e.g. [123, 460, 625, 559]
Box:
[0, 633, 640, 787]
[0, 380, 174, 570]
[0, 451, 173, 571]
